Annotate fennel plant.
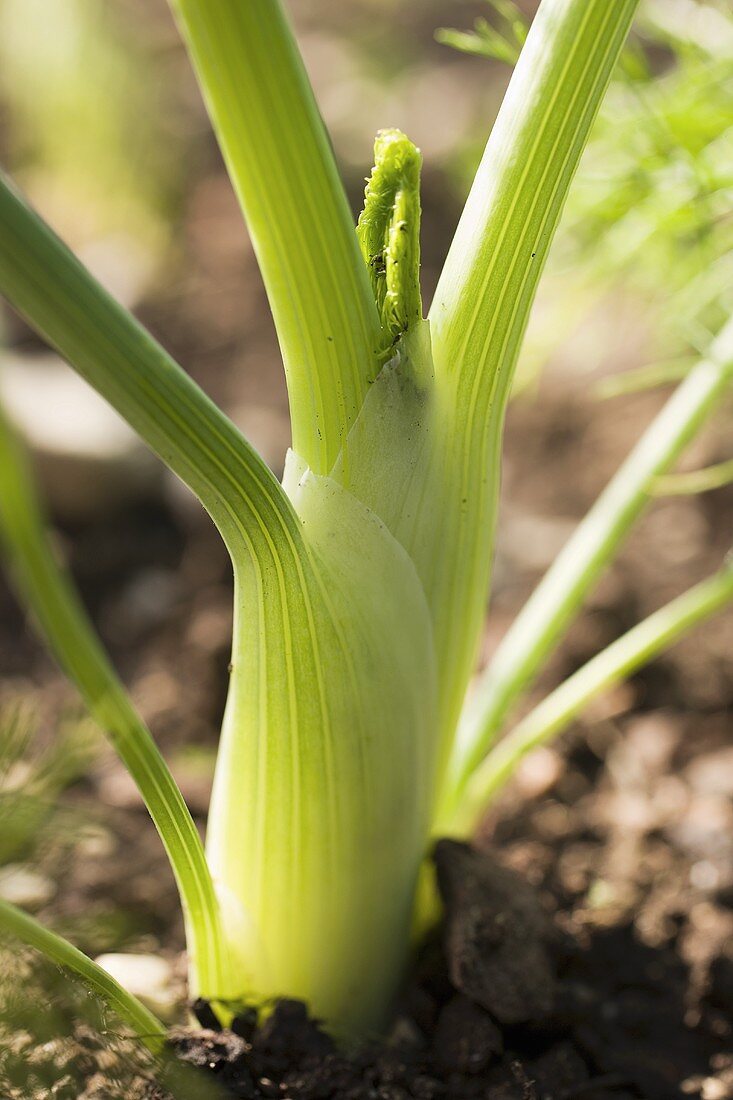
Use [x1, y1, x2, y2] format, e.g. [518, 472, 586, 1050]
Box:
[1, 0, 732, 1048]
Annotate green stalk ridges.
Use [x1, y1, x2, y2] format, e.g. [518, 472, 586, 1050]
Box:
[169, 0, 384, 475]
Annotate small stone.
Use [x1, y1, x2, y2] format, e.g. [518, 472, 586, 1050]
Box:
[434, 840, 556, 1025]
[167, 1027, 249, 1080]
[686, 748, 733, 798]
[433, 995, 502, 1074]
[613, 713, 679, 782]
[0, 865, 55, 909]
[0, 353, 159, 519]
[700, 1078, 730, 1100]
[514, 747, 563, 798]
[94, 953, 178, 1020]
[669, 797, 733, 861]
[75, 827, 117, 860]
[690, 860, 722, 892]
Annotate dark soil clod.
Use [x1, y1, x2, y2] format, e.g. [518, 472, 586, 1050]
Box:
[434, 838, 556, 1025]
[155, 834, 730, 1098]
[190, 997, 223, 1031]
[433, 994, 503, 1074]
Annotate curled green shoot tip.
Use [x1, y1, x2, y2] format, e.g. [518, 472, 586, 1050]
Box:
[357, 129, 423, 351]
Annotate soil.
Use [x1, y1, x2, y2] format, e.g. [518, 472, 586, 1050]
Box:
[150, 824, 732, 1100]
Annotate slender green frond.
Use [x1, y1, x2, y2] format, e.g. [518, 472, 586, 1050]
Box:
[440, 316, 733, 823]
[595, 358, 694, 399]
[423, 0, 638, 735]
[436, 2, 527, 66]
[449, 560, 733, 835]
[427, 0, 639, 737]
[0, 173, 300, 564]
[0, 899, 167, 1055]
[0, 404, 231, 999]
[357, 130, 423, 346]
[169, 0, 384, 475]
[653, 456, 733, 496]
[0, 900, 230, 1098]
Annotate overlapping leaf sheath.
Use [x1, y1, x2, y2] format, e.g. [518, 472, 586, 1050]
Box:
[208, 456, 438, 1033]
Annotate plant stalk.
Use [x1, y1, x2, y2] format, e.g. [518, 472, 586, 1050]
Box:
[170, 0, 385, 475]
[442, 315, 733, 822]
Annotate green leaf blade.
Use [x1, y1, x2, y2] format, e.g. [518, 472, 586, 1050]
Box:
[0, 172, 299, 565]
[441, 316, 733, 823]
[450, 559, 733, 835]
[0, 404, 232, 1001]
[0, 900, 167, 1055]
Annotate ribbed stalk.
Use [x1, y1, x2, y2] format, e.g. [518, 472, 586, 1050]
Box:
[170, 0, 384, 475]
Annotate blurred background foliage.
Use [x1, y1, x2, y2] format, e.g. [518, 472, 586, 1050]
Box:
[436, 0, 733, 392]
[520, 0, 733, 393]
[0, 0, 729, 405]
[0, 0, 186, 304]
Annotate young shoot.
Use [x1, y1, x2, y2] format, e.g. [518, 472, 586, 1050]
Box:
[0, 0, 731, 1049]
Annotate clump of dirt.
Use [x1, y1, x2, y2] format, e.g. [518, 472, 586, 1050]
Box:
[151, 838, 731, 1100]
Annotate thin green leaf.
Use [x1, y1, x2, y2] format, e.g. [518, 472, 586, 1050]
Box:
[0, 900, 229, 1099]
[652, 456, 733, 496]
[0, 898, 167, 1055]
[0, 172, 301, 566]
[439, 316, 733, 826]
[449, 559, 733, 835]
[431, 0, 639, 398]
[435, 25, 519, 66]
[0, 403, 231, 1000]
[436, 1, 528, 66]
[595, 358, 694, 399]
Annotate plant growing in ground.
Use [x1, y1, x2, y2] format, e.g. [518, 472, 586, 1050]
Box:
[1, 0, 733, 1061]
